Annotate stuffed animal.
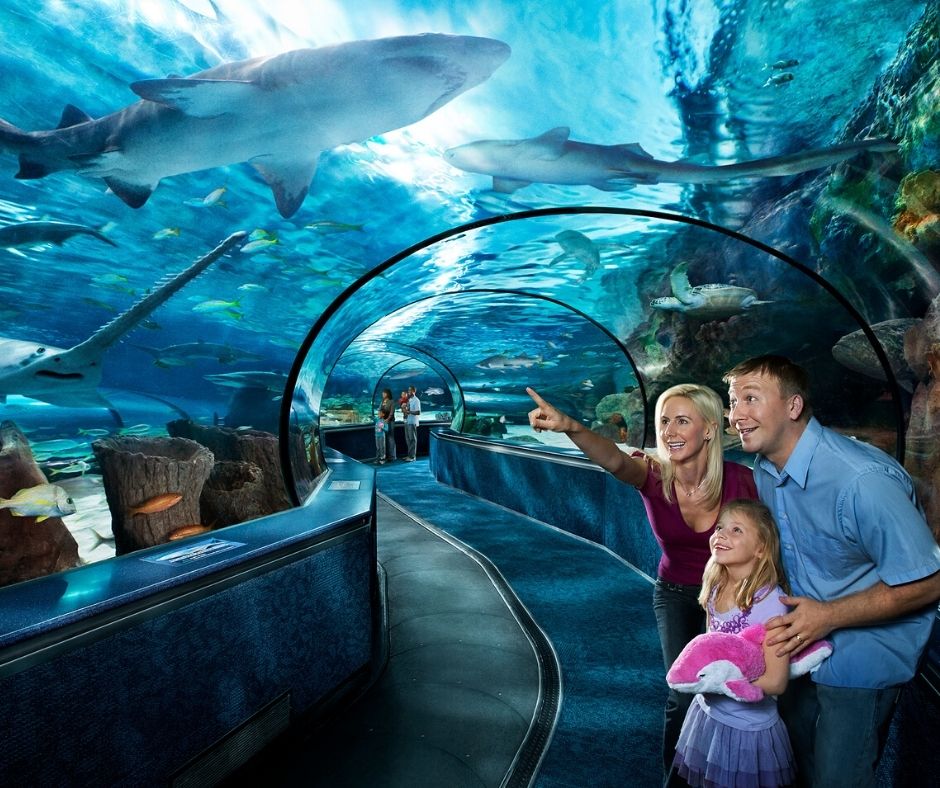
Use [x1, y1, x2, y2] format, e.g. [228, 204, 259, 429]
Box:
[666, 623, 832, 703]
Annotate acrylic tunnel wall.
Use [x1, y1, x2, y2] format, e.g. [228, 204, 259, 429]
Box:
[283, 206, 926, 510]
[0, 0, 936, 593]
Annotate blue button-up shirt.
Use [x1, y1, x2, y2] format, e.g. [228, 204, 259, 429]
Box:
[754, 418, 940, 688]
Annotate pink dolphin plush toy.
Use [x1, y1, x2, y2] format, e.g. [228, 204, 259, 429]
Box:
[666, 623, 832, 703]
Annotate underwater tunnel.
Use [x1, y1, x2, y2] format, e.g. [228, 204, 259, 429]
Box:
[0, 1, 939, 785]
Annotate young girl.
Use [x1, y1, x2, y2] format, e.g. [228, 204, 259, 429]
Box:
[672, 499, 796, 788]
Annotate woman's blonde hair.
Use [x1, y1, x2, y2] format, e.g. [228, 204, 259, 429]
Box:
[654, 383, 725, 508]
[698, 498, 790, 611]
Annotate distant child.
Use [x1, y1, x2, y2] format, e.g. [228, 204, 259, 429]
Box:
[672, 499, 796, 788]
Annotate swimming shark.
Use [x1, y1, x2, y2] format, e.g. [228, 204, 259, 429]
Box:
[0, 232, 245, 416]
[444, 127, 897, 193]
[0, 34, 510, 218]
[0, 220, 116, 248]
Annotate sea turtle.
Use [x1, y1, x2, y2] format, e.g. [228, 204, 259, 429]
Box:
[650, 262, 773, 320]
[831, 318, 920, 392]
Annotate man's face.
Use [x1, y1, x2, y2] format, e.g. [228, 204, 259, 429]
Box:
[727, 370, 799, 466]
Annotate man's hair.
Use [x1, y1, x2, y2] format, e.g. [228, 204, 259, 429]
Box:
[723, 354, 813, 418]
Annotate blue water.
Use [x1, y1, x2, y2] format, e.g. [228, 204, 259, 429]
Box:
[0, 1, 935, 548]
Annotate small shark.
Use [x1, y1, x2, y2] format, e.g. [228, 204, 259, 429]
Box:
[476, 352, 542, 370]
[0, 34, 510, 218]
[444, 126, 897, 193]
[0, 220, 116, 248]
[0, 232, 245, 415]
[204, 371, 288, 392]
[132, 340, 264, 367]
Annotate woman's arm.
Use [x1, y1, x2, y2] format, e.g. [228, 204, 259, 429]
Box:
[526, 387, 648, 487]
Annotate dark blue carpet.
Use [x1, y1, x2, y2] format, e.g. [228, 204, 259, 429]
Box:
[377, 459, 663, 787]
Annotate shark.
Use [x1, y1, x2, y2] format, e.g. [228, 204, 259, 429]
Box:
[0, 34, 510, 218]
[444, 126, 897, 193]
[0, 220, 116, 248]
[0, 231, 245, 416]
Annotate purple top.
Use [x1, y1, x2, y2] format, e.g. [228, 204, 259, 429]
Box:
[697, 585, 789, 730]
[635, 457, 757, 585]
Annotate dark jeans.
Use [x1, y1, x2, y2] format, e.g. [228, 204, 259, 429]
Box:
[385, 428, 396, 460]
[405, 423, 417, 459]
[778, 674, 899, 787]
[652, 578, 705, 786]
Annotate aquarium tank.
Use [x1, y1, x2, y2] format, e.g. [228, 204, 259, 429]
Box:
[0, 0, 938, 586]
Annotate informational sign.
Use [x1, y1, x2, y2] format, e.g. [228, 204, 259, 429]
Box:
[328, 480, 361, 491]
[143, 538, 246, 566]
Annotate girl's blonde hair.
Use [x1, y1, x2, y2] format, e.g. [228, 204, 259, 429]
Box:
[698, 498, 790, 611]
[654, 383, 724, 508]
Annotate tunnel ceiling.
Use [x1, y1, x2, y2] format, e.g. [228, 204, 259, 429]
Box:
[0, 2, 936, 532]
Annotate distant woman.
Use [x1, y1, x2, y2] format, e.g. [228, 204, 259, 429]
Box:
[526, 383, 758, 784]
[375, 388, 396, 464]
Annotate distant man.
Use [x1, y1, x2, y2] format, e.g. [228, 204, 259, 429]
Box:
[724, 354, 940, 787]
[404, 385, 421, 461]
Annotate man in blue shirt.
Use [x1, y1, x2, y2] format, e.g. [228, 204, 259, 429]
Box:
[724, 355, 940, 787]
[404, 385, 421, 461]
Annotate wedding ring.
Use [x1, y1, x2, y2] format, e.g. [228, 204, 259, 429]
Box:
[795, 634, 804, 643]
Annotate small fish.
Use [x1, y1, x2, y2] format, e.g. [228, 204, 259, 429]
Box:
[89, 528, 115, 550]
[30, 438, 87, 454]
[129, 492, 183, 516]
[184, 186, 227, 208]
[580, 379, 594, 389]
[77, 428, 110, 436]
[763, 72, 794, 87]
[168, 523, 212, 540]
[153, 227, 181, 239]
[237, 283, 268, 293]
[119, 423, 154, 436]
[81, 297, 118, 313]
[192, 298, 241, 313]
[769, 59, 799, 70]
[92, 272, 130, 286]
[48, 459, 92, 476]
[424, 387, 444, 396]
[304, 220, 363, 233]
[240, 237, 278, 254]
[0, 483, 76, 521]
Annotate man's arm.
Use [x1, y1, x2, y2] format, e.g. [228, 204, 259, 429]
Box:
[766, 570, 940, 656]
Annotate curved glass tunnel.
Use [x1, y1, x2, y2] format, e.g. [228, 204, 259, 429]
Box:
[286, 207, 913, 500]
[0, 0, 936, 582]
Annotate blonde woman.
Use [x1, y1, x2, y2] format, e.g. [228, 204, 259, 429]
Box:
[526, 384, 757, 783]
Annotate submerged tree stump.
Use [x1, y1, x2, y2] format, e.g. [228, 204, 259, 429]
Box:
[0, 421, 79, 587]
[200, 460, 265, 527]
[92, 436, 214, 554]
[167, 421, 292, 516]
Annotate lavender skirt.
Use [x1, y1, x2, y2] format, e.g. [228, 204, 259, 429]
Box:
[672, 699, 796, 787]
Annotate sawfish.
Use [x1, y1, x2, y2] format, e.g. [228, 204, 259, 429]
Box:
[0, 34, 510, 218]
[444, 126, 897, 192]
[0, 231, 245, 416]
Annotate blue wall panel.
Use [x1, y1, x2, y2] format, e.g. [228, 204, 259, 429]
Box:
[0, 529, 373, 785]
[430, 435, 659, 578]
